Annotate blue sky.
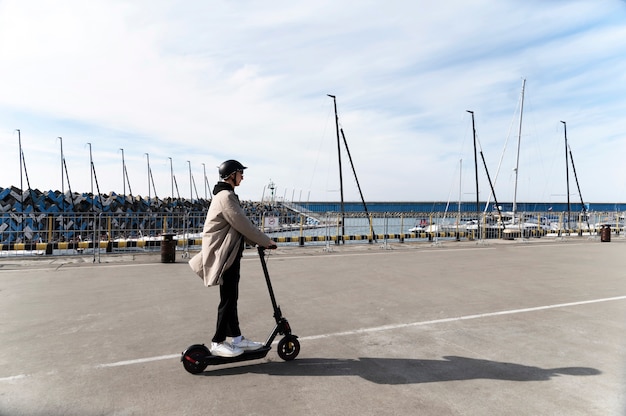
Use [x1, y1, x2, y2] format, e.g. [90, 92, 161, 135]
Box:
[1, 0, 626, 204]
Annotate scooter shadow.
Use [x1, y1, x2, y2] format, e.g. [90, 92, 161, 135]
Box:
[202, 355, 601, 385]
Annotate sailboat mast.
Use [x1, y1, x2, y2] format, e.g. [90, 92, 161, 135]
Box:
[513, 78, 526, 216]
[568, 144, 590, 230]
[339, 127, 376, 241]
[480, 150, 506, 231]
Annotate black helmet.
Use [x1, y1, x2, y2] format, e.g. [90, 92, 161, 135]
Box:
[218, 159, 247, 179]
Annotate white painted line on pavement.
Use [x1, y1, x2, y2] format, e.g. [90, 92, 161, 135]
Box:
[301, 295, 626, 341]
[95, 354, 181, 368]
[0, 374, 28, 382]
[93, 294, 626, 369]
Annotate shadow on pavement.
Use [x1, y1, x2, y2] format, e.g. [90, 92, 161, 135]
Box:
[204, 355, 601, 385]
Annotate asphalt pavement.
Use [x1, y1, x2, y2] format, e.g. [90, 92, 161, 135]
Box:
[1, 237, 625, 415]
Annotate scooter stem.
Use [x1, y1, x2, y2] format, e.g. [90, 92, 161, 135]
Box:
[257, 246, 280, 317]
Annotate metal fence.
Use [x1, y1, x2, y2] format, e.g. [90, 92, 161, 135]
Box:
[0, 211, 204, 257]
[1, 210, 623, 258]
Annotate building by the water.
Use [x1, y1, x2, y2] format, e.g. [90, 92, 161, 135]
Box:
[297, 201, 625, 213]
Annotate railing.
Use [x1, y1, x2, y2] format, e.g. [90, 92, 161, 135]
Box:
[1, 211, 623, 257]
[262, 211, 624, 244]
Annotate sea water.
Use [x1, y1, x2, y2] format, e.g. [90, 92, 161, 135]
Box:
[266, 216, 461, 241]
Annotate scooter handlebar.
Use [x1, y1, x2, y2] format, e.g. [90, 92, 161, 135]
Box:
[258, 244, 277, 252]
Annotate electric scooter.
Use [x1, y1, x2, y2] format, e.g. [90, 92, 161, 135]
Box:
[181, 246, 300, 374]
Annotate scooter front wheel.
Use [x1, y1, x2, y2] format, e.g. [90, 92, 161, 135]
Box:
[181, 344, 210, 374]
[277, 335, 300, 361]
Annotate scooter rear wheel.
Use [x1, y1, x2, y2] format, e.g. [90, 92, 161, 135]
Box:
[277, 335, 300, 361]
[182, 345, 209, 374]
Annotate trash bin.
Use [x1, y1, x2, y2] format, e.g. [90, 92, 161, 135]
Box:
[600, 225, 611, 243]
[161, 233, 177, 263]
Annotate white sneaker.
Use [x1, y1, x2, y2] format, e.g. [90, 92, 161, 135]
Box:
[232, 336, 263, 351]
[210, 341, 243, 357]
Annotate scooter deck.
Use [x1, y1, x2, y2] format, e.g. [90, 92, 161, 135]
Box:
[203, 346, 271, 366]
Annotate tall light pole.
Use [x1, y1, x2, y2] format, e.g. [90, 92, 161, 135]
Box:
[202, 163, 207, 200]
[466, 110, 480, 238]
[16, 129, 24, 238]
[87, 142, 98, 256]
[87, 142, 94, 213]
[168, 157, 174, 199]
[59, 137, 64, 214]
[327, 94, 345, 241]
[16, 129, 23, 214]
[120, 148, 126, 200]
[561, 121, 571, 230]
[145, 153, 151, 205]
[187, 161, 193, 203]
[466, 111, 479, 216]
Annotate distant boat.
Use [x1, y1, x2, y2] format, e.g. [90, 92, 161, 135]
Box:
[408, 218, 428, 232]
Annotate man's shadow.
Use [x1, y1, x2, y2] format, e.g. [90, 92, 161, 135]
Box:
[203, 356, 600, 385]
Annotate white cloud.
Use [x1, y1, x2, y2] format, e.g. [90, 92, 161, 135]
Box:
[1, 0, 625, 204]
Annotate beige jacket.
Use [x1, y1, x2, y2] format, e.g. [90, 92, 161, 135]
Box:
[189, 186, 272, 287]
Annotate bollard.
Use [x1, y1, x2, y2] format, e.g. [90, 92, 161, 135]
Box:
[600, 225, 611, 243]
[161, 233, 177, 263]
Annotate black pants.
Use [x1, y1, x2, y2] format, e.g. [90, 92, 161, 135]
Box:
[212, 255, 242, 343]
